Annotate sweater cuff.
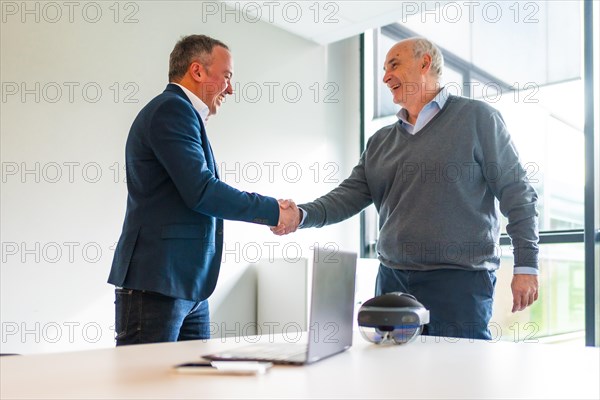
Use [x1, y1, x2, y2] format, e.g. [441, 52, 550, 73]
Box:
[513, 266, 539, 275]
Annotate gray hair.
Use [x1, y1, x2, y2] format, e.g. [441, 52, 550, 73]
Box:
[412, 37, 444, 79]
[168, 34, 229, 82]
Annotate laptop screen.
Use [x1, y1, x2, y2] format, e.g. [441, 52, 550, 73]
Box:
[305, 247, 357, 363]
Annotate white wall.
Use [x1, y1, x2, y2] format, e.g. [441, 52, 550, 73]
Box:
[0, 1, 361, 354]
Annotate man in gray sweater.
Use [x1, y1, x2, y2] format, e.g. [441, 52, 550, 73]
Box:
[273, 37, 539, 340]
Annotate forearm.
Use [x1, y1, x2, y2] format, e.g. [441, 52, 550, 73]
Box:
[499, 170, 539, 270]
[299, 169, 372, 228]
[507, 213, 539, 270]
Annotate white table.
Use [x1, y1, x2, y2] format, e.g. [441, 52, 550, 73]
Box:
[1, 334, 598, 399]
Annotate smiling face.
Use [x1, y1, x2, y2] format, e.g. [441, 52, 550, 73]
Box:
[382, 40, 429, 107]
[194, 46, 233, 116]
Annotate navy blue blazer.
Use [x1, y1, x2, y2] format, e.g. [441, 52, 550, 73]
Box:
[108, 84, 279, 301]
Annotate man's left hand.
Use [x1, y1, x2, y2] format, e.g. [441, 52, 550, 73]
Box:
[511, 274, 539, 313]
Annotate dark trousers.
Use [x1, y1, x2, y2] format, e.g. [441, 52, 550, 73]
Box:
[114, 288, 210, 346]
[375, 265, 496, 340]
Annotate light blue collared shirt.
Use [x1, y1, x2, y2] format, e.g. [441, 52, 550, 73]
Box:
[397, 87, 449, 134]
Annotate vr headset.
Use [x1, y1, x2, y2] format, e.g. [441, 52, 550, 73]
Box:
[357, 292, 430, 345]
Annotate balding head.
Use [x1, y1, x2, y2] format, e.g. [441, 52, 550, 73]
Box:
[388, 37, 444, 81]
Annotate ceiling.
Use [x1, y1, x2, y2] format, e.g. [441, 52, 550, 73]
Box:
[225, 1, 409, 44]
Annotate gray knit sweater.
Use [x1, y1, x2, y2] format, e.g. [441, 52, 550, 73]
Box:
[299, 95, 539, 272]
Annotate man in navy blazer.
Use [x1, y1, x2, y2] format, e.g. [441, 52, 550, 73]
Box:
[109, 35, 299, 346]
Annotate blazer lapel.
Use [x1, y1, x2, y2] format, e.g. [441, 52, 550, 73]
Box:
[199, 124, 219, 179]
[165, 84, 219, 177]
[206, 141, 219, 179]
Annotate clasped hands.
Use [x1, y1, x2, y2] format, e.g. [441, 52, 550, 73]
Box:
[271, 199, 300, 236]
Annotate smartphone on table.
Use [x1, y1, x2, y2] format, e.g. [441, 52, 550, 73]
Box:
[174, 361, 273, 375]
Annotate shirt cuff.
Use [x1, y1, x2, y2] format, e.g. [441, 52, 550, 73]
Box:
[298, 207, 307, 228]
[513, 266, 539, 275]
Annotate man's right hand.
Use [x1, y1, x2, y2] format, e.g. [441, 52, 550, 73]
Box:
[271, 199, 300, 235]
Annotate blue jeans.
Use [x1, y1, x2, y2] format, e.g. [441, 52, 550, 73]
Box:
[114, 288, 210, 346]
[375, 265, 496, 340]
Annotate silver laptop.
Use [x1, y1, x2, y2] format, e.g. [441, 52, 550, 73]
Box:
[203, 247, 357, 365]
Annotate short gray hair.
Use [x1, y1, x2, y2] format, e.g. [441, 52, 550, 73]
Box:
[168, 34, 229, 82]
[412, 37, 444, 79]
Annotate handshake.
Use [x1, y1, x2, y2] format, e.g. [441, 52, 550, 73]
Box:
[271, 199, 301, 236]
